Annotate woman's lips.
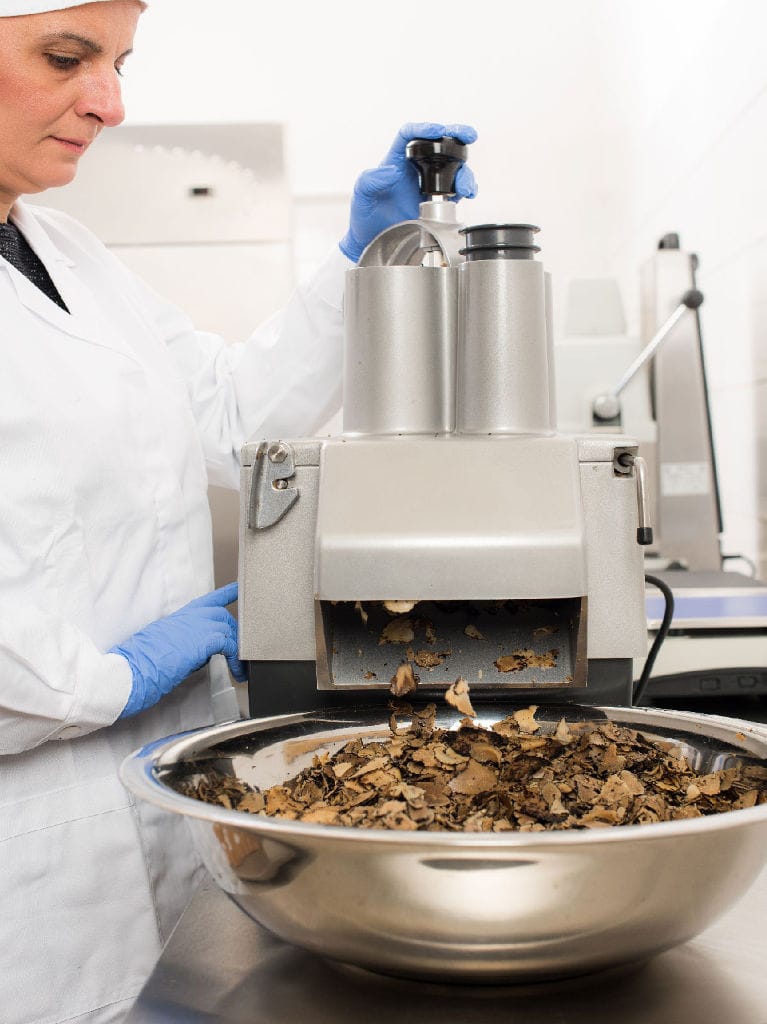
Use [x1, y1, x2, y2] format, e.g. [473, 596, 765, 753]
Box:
[50, 136, 89, 153]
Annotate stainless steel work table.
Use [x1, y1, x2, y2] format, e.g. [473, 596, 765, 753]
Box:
[126, 698, 767, 1023]
[125, 868, 766, 1023]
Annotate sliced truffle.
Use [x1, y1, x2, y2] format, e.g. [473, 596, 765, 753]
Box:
[449, 759, 498, 796]
[414, 650, 445, 669]
[379, 618, 415, 645]
[445, 677, 477, 717]
[514, 706, 540, 734]
[464, 624, 486, 640]
[383, 600, 418, 615]
[177, 705, 767, 833]
[389, 662, 419, 697]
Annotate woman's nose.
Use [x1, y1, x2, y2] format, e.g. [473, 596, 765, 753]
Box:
[73, 68, 126, 128]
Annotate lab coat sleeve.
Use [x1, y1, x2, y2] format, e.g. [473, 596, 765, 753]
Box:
[0, 604, 133, 754]
[130, 248, 351, 489]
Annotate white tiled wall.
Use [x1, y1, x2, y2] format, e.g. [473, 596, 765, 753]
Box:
[609, 0, 767, 574]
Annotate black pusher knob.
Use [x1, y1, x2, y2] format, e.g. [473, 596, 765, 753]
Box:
[405, 137, 468, 196]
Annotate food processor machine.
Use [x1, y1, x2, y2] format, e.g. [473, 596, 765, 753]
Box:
[119, 138, 767, 1021]
[238, 137, 650, 717]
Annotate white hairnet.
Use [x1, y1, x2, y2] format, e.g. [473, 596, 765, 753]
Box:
[0, 0, 146, 13]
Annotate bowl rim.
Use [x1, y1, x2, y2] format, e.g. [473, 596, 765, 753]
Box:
[119, 704, 767, 848]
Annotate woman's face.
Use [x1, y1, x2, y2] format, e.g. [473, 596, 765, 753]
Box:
[0, 1, 142, 215]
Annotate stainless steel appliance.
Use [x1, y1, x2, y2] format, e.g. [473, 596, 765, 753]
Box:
[557, 237, 767, 699]
[238, 138, 649, 717]
[560, 235, 722, 573]
[640, 235, 722, 571]
[118, 140, 767, 1012]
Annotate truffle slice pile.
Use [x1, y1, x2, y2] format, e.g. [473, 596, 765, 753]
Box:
[176, 704, 767, 832]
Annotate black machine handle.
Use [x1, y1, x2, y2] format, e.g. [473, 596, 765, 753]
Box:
[405, 136, 468, 197]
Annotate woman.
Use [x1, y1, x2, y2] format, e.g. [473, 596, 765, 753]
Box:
[0, 1, 477, 1020]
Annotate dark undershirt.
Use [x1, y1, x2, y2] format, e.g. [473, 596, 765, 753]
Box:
[0, 219, 69, 313]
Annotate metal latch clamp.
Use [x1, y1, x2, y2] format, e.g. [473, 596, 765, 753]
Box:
[248, 441, 299, 530]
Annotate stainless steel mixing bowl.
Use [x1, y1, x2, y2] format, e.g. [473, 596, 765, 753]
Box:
[120, 704, 767, 982]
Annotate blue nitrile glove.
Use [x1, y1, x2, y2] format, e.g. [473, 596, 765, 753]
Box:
[111, 582, 247, 719]
[339, 121, 479, 263]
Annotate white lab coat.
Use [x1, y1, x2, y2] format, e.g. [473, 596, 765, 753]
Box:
[0, 200, 347, 1023]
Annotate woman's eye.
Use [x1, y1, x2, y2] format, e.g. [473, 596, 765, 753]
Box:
[45, 53, 80, 71]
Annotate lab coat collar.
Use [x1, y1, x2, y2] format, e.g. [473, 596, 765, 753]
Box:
[9, 200, 75, 268]
[1, 201, 140, 362]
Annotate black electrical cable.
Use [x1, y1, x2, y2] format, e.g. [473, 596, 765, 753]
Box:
[633, 574, 675, 707]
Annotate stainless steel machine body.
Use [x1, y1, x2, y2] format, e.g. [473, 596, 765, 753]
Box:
[240, 432, 646, 712]
[239, 152, 649, 715]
